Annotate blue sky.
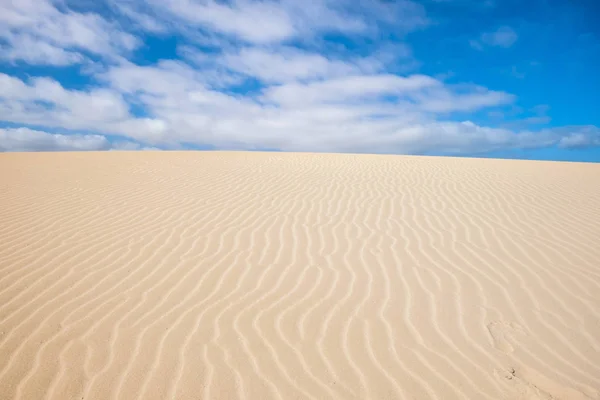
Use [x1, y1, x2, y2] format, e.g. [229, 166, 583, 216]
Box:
[0, 0, 599, 161]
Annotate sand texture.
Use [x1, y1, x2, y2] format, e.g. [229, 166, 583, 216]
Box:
[1, 151, 600, 400]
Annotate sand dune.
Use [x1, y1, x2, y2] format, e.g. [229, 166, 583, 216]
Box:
[1, 151, 599, 400]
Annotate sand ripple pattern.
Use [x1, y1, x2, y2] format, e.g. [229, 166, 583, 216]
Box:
[1, 151, 600, 400]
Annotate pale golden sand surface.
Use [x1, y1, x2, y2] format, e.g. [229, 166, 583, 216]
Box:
[1, 151, 599, 400]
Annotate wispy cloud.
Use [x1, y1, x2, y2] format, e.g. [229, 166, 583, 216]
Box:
[0, 127, 153, 151]
[218, 46, 362, 83]
[471, 26, 518, 50]
[132, 0, 428, 44]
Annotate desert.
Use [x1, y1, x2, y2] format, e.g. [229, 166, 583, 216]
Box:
[1, 151, 599, 400]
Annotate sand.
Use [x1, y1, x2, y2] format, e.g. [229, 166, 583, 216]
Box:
[1, 151, 599, 400]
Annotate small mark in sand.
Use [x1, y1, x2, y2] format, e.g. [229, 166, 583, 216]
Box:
[487, 321, 524, 353]
[503, 367, 516, 380]
[498, 365, 597, 400]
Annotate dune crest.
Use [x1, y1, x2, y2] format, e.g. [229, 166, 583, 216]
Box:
[1, 151, 599, 400]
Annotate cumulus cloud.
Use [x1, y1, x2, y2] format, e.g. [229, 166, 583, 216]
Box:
[0, 72, 169, 144]
[0, 73, 130, 125]
[0, 0, 139, 64]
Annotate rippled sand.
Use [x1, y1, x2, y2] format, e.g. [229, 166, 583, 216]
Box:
[1, 151, 599, 400]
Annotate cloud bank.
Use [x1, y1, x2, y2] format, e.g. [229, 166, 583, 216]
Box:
[0, 0, 598, 156]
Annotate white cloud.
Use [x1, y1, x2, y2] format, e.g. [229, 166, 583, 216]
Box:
[0, 127, 158, 152]
[0, 72, 168, 143]
[413, 85, 515, 112]
[179, 41, 419, 87]
[124, 0, 427, 44]
[0, 73, 131, 123]
[262, 74, 440, 106]
[107, 1, 168, 34]
[220, 47, 359, 83]
[0, 127, 111, 151]
[98, 61, 205, 94]
[216, 43, 420, 84]
[0, 0, 139, 64]
[557, 127, 600, 149]
[472, 26, 518, 49]
[0, 34, 84, 66]
[144, 0, 296, 44]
